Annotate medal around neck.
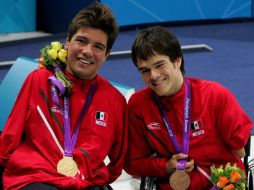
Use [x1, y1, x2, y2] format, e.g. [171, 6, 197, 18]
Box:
[169, 170, 190, 190]
[57, 156, 78, 177]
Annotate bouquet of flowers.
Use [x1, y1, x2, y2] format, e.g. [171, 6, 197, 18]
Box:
[210, 163, 246, 190]
[39, 41, 72, 92]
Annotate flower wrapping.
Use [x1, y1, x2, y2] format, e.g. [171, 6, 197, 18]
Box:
[39, 41, 72, 92]
[210, 163, 246, 190]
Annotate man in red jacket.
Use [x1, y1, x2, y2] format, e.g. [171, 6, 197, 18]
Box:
[0, 2, 127, 190]
[124, 26, 252, 190]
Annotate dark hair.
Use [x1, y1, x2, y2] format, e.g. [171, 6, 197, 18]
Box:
[131, 26, 185, 75]
[67, 2, 119, 54]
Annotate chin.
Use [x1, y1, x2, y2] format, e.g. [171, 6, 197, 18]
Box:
[151, 85, 162, 94]
[153, 90, 164, 97]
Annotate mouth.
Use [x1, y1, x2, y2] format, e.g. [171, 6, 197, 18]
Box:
[151, 79, 165, 87]
[78, 58, 93, 65]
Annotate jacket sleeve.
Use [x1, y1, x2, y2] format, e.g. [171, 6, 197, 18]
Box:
[107, 96, 128, 183]
[215, 84, 252, 150]
[124, 95, 169, 178]
[0, 72, 34, 167]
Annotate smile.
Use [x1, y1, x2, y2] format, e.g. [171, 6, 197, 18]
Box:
[79, 58, 93, 65]
[152, 79, 165, 86]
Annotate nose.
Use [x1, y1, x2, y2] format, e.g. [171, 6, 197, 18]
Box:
[150, 69, 160, 80]
[82, 44, 93, 56]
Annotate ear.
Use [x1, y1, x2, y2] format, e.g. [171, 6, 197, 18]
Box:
[65, 34, 70, 49]
[104, 50, 111, 61]
[175, 57, 182, 69]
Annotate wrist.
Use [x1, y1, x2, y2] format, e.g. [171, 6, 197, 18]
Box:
[165, 162, 175, 174]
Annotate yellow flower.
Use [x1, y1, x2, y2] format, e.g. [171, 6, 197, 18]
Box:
[47, 49, 58, 60]
[40, 41, 72, 92]
[58, 49, 67, 63]
[51, 41, 62, 51]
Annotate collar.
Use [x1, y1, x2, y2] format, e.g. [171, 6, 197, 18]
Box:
[64, 69, 96, 88]
[159, 81, 186, 106]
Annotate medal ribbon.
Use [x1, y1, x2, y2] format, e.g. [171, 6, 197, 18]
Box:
[50, 77, 97, 157]
[155, 79, 191, 170]
[63, 82, 96, 157]
[48, 75, 65, 106]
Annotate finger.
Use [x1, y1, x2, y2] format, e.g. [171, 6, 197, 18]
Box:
[185, 159, 195, 172]
[185, 164, 195, 173]
[185, 159, 194, 168]
[166, 156, 178, 169]
[173, 153, 188, 160]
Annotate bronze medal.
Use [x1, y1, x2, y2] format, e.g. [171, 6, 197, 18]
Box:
[169, 170, 190, 190]
[57, 156, 78, 177]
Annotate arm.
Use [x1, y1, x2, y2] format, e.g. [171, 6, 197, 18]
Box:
[124, 100, 169, 178]
[0, 72, 34, 167]
[107, 97, 128, 183]
[216, 85, 252, 155]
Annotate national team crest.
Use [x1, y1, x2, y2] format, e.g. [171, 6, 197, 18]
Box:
[95, 111, 108, 127]
[191, 119, 204, 137]
[191, 119, 203, 130]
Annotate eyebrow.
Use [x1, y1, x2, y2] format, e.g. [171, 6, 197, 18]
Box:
[76, 35, 107, 48]
[138, 59, 165, 70]
[137, 66, 148, 72]
[94, 42, 107, 49]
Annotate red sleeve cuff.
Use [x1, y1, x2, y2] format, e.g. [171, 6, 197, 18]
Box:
[157, 157, 170, 178]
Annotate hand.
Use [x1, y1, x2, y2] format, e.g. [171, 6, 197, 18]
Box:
[166, 153, 195, 174]
[232, 147, 246, 158]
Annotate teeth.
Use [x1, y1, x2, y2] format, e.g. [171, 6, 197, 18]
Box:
[153, 80, 163, 85]
[80, 59, 92, 65]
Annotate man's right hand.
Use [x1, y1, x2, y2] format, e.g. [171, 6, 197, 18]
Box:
[165, 153, 195, 174]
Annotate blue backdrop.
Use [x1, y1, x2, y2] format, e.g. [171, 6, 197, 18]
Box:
[102, 0, 253, 26]
[0, 0, 36, 33]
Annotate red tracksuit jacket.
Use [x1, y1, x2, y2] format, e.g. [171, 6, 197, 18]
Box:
[125, 78, 252, 190]
[0, 68, 128, 190]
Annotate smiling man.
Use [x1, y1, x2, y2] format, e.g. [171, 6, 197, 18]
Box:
[124, 26, 252, 190]
[65, 27, 108, 80]
[0, 3, 127, 190]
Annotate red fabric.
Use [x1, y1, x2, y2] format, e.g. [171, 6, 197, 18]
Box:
[124, 78, 252, 190]
[0, 68, 128, 190]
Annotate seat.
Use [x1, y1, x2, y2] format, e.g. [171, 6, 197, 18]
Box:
[0, 131, 2, 190]
[244, 136, 253, 190]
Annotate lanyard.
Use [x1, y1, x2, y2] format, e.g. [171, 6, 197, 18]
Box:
[155, 79, 191, 169]
[48, 75, 65, 106]
[49, 75, 97, 157]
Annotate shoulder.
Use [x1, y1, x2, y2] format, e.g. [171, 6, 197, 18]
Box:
[96, 75, 126, 104]
[128, 87, 153, 106]
[187, 77, 235, 100]
[187, 77, 230, 93]
[23, 68, 52, 86]
[27, 68, 52, 80]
